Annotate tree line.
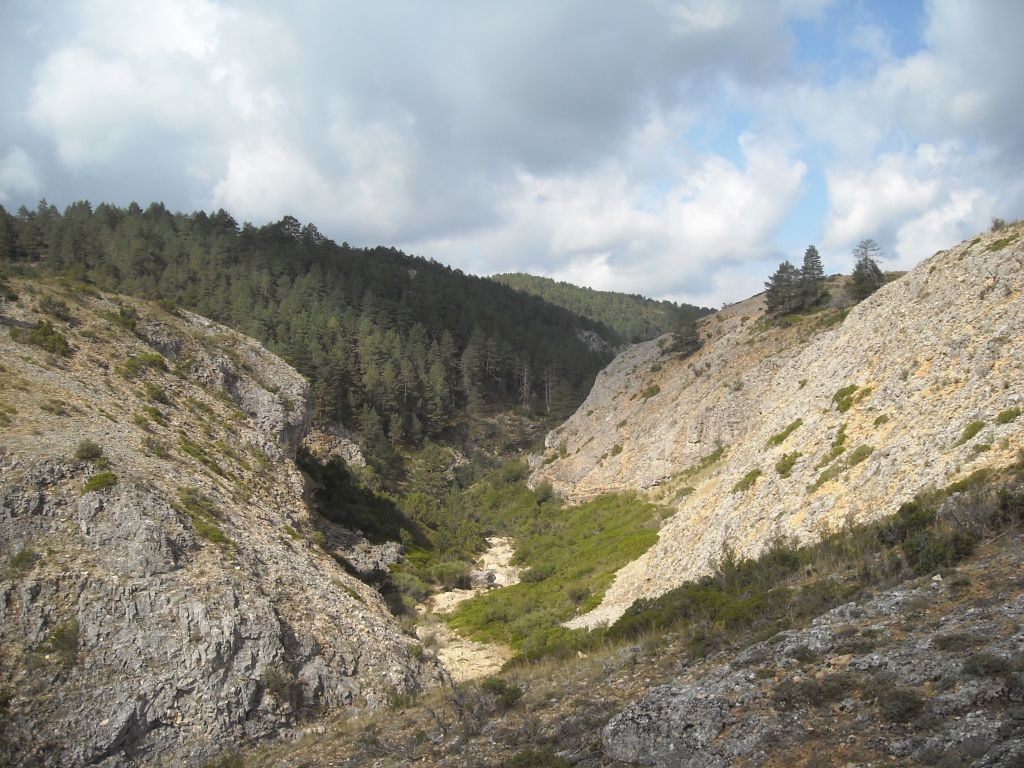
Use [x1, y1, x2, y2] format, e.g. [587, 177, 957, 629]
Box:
[0, 200, 617, 452]
[764, 239, 884, 315]
[490, 272, 712, 344]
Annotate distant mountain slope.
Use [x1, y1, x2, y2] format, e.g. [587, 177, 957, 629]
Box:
[0, 202, 615, 453]
[532, 224, 1024, 628]
[490, 272, 713, 344]
[0, 279, 442, 766]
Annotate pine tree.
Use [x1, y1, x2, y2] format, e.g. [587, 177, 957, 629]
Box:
[799, 245, 824, 309]
[848, 239, 884, 301]
[764, 260, 800, 314]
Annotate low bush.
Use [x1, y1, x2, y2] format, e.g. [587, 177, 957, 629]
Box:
[119, 352, 167, 379]
[39, 295, 72, 321]
[83, 472, 118, 493]
[957, 420, 986, 446]
[640, 384, 660, 399]
[996, 407, 1021, 425]
[767, 418, 803, 447]
[74, 439, 104, 461]
[731, 468, 761, 494]
[775, 451, 802, 478]
[832, 384, 858, 413]
[847, 444, 874, 467]
[10, 320, 71, 356]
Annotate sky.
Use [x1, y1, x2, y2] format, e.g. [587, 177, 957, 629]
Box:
[2, 0, 1023, 306]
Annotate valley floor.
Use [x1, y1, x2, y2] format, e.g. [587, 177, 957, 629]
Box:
[248, 529, 1024, 767]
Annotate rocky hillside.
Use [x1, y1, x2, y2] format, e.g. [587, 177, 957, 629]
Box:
[532, 225, 1024, 629]
[0, 279, 443, 766]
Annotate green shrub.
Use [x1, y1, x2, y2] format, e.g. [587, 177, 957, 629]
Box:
[109, 305, 139, 331]
[731, 468, 761, 494]
[956, 420, 985, 445]
[847, 444, 874, 467]
[901, 528, 977, 575]
[83, 472, 118, 493]
[39, 295, 72, 321]
[262, 665, 301, 708]
[996, 407, 1021, 424]
[767, 418, 803, 447]
[178, 435, 224, 476]
[431, 560, 471, 589]
[480, 676, 524, 710]
[873, 413, 890, 426]
[962, 653, 1014, 678]
[119, 352, 167, 378]
[815, 423, 847, 469]
[74, 439, 104, 461]
[10, 320, 71, 356]
[640, 384, 660, 399]
[877, 685, 925, 723]
[832, 384, 858, 413]
[775, 452, 802, 478]
[144, 381, 171, 404]
[986, 236, 1016, 252]
[610, 443, 623, 456]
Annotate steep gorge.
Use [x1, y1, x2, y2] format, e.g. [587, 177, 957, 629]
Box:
[532, 226, 1024, 629]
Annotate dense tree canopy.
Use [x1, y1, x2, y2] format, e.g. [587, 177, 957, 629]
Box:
[490, 272, 711, 344]
[0, 200, 615, 449]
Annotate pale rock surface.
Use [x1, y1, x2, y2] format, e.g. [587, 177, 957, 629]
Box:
[532, 227, 1024, 629]
[0, 287, 443, 766]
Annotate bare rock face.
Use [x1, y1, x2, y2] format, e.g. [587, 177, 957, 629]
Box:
[0, 288, 442, 766]
[533, 226, 1024, 628]
[181, 313, 312, 461]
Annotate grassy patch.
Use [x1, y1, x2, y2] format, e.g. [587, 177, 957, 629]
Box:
[610, 443, 623, 456]
[447, 490, 662, 660]
[766, 418, 803, 447]
[731, 468, 762, 494]
[873, 413, 890, 426]
[986, 236, 1016, 252]
[178, 434, 224, 476]
[775, 452, 802, 478]
[176, 486, 234, 548]
[832, 385, 858, 413]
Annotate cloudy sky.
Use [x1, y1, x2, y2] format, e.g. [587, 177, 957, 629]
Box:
[2, 1, 1022, 305]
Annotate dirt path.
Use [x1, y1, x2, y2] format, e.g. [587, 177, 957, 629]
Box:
[416, 536, 521, 682]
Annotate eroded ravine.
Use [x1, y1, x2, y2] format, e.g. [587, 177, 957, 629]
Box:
[416, 536, 521, 682]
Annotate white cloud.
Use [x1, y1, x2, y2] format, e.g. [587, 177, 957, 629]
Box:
[6, 0, 1024, 306]
[0, 146, 41, 204]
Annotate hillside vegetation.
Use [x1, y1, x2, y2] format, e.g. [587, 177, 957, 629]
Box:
[490, 272, 712, 343]
[0, 201, 614, 460]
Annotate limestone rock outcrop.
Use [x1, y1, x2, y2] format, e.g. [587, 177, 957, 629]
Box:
[533, 226, 1024, 629]
[0, 285, 443, 766]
